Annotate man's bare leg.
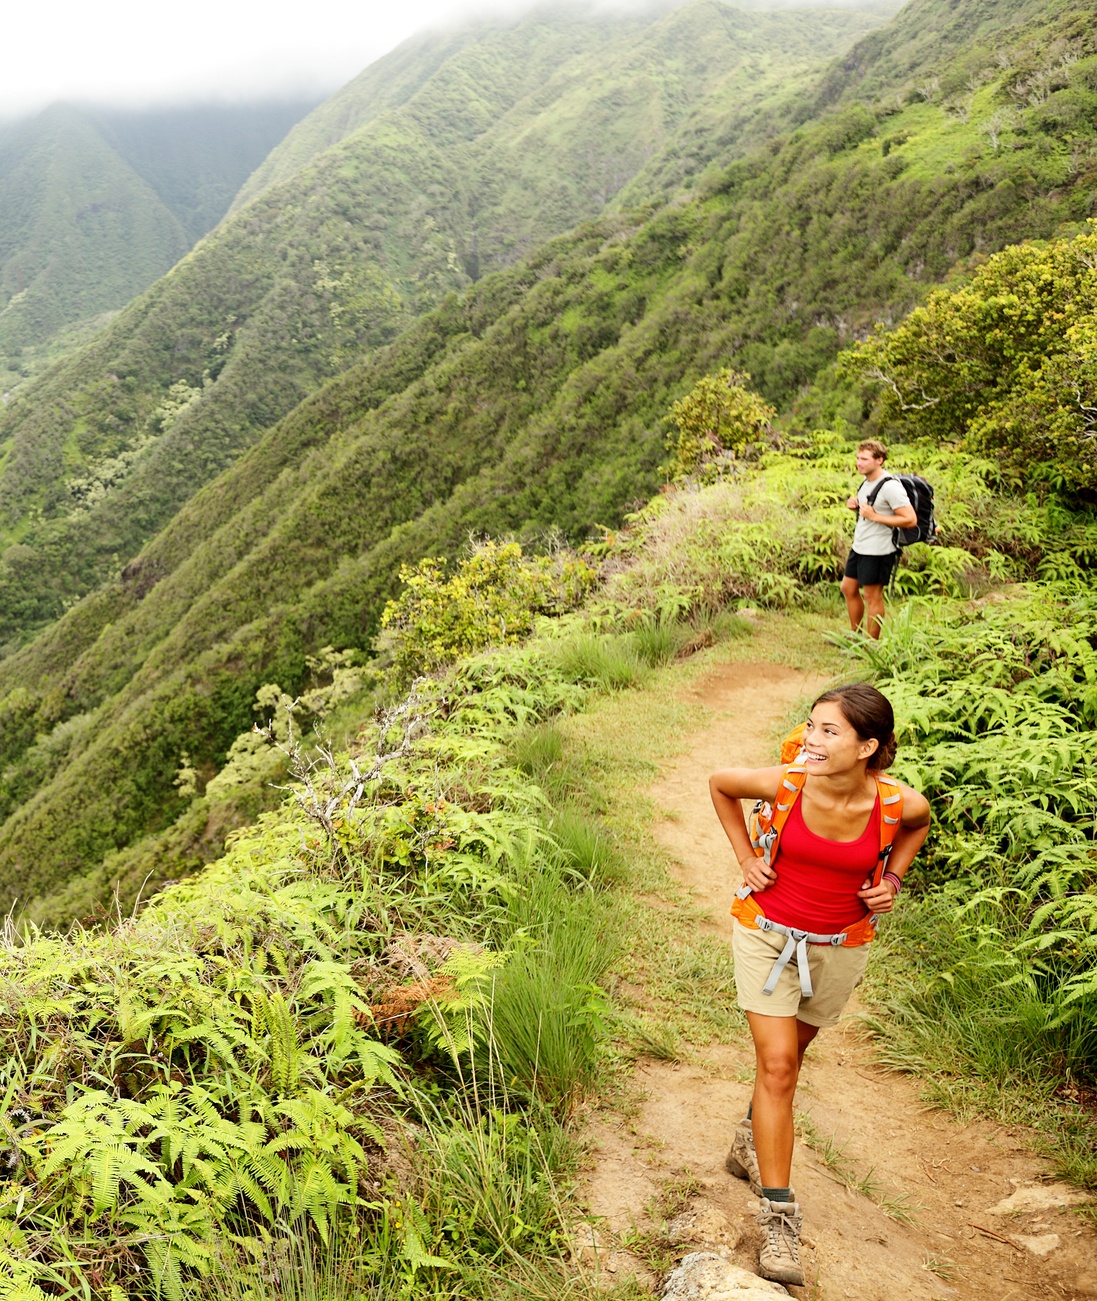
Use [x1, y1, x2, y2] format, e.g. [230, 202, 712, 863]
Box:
[862, 583, 886, 639]
[840, 576, 864, 632]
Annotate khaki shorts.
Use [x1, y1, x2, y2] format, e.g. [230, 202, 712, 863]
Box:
[732, 921, 871, 1028]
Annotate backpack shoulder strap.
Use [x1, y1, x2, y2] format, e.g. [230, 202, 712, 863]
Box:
[745, 764, 807, 873]
[770, 763, 807, 837]
[871, 773, 904, 887]
[866, 474, 895, 507]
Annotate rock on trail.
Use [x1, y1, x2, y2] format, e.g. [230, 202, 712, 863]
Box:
[578, 658, 1097, 1300]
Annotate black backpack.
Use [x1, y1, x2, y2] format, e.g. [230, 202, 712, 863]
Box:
[866, 473, 937, 548]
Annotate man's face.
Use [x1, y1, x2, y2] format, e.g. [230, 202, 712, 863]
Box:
[856, 449, 885, 477]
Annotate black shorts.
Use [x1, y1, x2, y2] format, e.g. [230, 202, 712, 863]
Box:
[844, 549, 898, 587]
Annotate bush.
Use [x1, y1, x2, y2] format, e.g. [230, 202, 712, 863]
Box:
[663, 368, 776, 481]
[841, 225, 1097, 496]
[378, 540, 598, 683]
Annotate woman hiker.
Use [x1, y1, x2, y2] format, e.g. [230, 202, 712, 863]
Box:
[708, 683, 930, 1286]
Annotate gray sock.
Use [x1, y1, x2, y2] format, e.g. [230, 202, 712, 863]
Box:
[762, 1186, 792, 1204]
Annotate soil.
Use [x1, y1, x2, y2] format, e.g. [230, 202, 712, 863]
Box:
[579, 659, 1097, 1300]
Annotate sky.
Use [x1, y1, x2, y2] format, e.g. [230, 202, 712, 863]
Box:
[0, 0, 535, 119]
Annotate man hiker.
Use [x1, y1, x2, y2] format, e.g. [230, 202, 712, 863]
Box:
[840, 439, 916, 639]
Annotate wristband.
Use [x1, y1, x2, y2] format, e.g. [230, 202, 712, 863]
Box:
[883, 871, 902, 895]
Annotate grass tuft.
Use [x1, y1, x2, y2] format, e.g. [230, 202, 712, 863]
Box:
[547, 804, 628, 888]
[553, 633, 649, 692]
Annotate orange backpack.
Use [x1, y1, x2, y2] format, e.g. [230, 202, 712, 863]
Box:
[779, 722, 807, 765]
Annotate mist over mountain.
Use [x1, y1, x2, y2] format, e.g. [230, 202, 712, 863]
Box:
[86, 100, 321, 243]
[0, 98, 315, 368]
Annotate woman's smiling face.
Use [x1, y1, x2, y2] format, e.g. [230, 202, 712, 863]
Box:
[802, 701, 877, 772]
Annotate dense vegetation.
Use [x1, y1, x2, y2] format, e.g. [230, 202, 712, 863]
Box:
[0, 602, 649, 1298]
[0, 0, 870, 615]
[1, 434, 1093, 1295]
[87, 101, 320, 245]
[861, 585, 1097, 1187]
[0, 100, 314, 371]
[2, 0, 1097, 926]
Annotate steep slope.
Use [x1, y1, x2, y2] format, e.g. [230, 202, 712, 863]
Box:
[0, 0, 881, 644]
[86, 100, 319, 244]
[3, 0, 1096, 923]
[0, 100, 316, 369]
[0, 104, 189, 354]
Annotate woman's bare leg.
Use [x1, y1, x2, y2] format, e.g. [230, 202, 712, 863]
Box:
[747, 1013, 820, 1187]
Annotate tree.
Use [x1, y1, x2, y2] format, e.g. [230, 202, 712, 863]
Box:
[664, 369, 777, 481]
[841, 224, 1097, 495]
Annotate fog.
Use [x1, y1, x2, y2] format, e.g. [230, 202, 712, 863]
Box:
[0, 0, 896, 121]
[0, 0, 539, 119]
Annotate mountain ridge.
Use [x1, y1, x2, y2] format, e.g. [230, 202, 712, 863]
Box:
[0, 0, 879, 644]
[3, 0, 1096, 922]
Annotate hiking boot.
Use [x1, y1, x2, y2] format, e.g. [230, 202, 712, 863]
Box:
[724, 1119, 762, 1196]
[757, 1196, 804, 1287]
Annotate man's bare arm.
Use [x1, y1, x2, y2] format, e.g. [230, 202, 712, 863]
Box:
[860, 502, 917, 529]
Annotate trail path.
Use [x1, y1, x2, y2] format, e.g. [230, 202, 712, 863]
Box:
[580, 659, 1097, 1300]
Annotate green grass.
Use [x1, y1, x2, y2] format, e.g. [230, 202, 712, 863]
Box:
[552, 632, 651, 693]
[486, 893, 620, 1113]
[546, 804, 628, 889]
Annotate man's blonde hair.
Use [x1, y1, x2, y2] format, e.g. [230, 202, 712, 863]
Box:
[858, 438, 887, 462]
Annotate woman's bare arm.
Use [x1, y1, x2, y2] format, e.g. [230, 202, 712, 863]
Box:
[709, 765, 784, 891]
[857, 782, 931, 913]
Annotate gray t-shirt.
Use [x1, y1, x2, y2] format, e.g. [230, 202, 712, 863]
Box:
[853, 475, 911, 556]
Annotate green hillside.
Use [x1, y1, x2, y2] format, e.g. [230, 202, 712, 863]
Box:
[0, 104, 189, 355]
[2, 0, 1096, 925]
[0, 0, 880, 641]
[0, 99, 316, 378]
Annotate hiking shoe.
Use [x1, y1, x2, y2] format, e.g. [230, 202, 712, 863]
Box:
[724, 1118, 762, 1196]
[757, 1196, 804, 1287]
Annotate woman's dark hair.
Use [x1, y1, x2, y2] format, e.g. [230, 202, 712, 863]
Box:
[812, 683, 897, 770]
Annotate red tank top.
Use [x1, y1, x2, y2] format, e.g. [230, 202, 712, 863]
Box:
[758, 791, 879, 932]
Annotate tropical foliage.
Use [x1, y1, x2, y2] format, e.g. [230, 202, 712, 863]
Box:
[843, 224, 1097, 494]
[378, 540, 598, 682]
[856, 587, 1097, 1182]
[0, 603, 653, 1296]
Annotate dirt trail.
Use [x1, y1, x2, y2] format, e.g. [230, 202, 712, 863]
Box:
[580, 659, 1097, 1300]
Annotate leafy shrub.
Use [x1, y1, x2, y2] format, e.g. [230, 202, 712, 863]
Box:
[663, 368, 777, 481]
[841, 224, 1097, 495]
[378, 540, 597, 683]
